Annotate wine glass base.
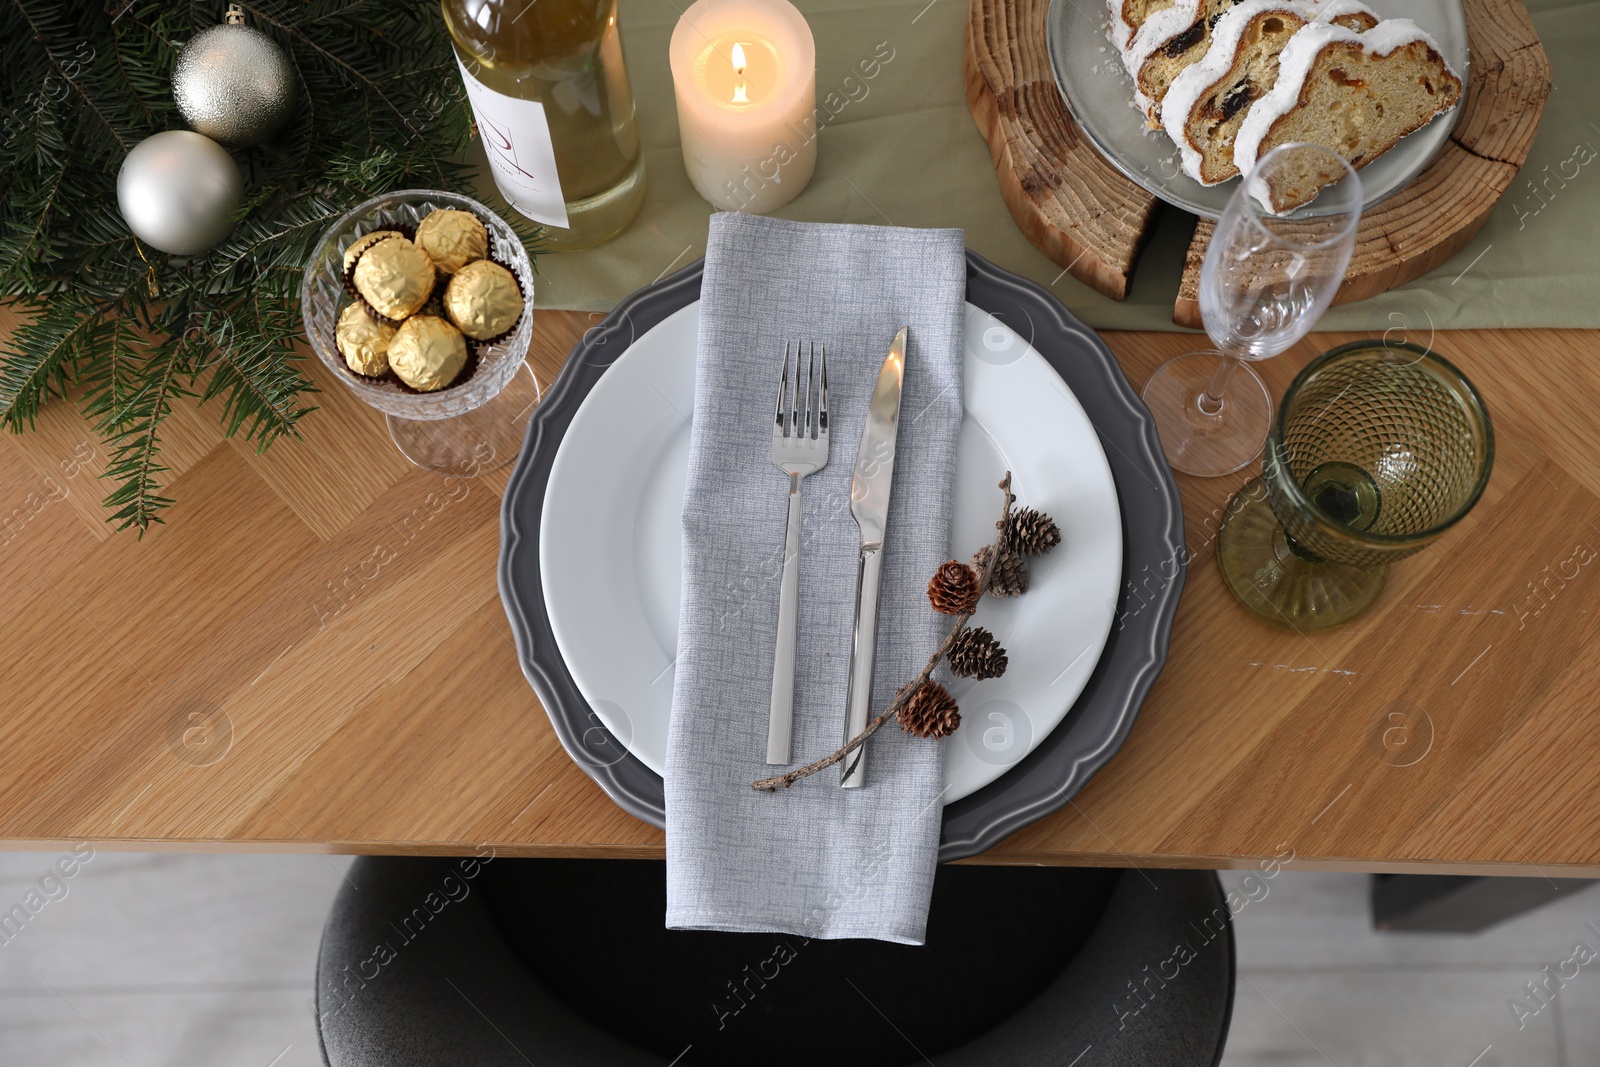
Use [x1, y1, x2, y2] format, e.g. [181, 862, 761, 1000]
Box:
[1142, 351, 1273, 477]
[386, 363, 541, 478]
[1217, 478, 1387, 631]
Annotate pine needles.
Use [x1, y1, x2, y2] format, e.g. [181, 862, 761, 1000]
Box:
[0, 0, 534, 532]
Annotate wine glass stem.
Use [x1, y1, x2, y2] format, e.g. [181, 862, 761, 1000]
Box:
[1198, 354, 1240, 417]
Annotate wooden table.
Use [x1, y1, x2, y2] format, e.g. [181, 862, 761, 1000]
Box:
[1, 305, 1596, 877]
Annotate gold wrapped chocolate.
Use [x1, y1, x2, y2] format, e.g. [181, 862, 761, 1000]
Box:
[443, 259, 524, 341]
[335, 302, 396, 377]
[388, 315, 468, 392]
[342, 229, 402, 273]
[352, 235, 435, 321]
[414, 209, 488, 274]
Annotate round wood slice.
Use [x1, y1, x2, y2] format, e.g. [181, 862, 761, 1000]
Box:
[964, 0, 1159, 300]
[964, 0, 1552, 325]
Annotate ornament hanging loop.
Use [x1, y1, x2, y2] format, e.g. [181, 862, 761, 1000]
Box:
[225, 3, 245, 24]
[132, 237, 160, 297]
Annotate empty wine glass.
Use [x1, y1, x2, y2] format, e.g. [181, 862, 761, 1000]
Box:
[1143, 143, 1362, 477]
[1216, 339, 1494, 630]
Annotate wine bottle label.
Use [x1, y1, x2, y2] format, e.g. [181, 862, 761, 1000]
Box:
[456, 59, 570, 229]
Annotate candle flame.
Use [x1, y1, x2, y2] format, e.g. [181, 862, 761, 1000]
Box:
[731, 42, 749, 104]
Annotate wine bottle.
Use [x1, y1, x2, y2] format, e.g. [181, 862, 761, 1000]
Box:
[443, 0, 647, 250]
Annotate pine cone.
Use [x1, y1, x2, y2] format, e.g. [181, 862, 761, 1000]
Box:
[897, 681, 962, 739]
[947, 627, 1009, 680]
[972, 544, 1029, 598]
[1004, 507, 1062, 557]
[927, 560, 980, 615]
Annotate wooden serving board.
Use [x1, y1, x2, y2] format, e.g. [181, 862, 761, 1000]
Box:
[964, 0, 1551, 326]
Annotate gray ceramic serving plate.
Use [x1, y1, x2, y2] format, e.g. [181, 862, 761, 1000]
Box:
[1047, 0, 1470, 220]
[497, 252, 1184, 861]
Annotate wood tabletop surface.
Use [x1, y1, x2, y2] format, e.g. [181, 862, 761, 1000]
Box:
[1, 303, 1596, 876]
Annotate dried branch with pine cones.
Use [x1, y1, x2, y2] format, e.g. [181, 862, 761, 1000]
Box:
[972, 543, 1028, 597]
[752, 472, 1062, 792]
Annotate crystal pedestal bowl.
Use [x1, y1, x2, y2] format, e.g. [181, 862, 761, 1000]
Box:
[301, 189, 539, 477]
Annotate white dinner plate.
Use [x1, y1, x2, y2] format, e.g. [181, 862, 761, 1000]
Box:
[539, 303, 1123, 801]
[1047, 0, 1469, 219]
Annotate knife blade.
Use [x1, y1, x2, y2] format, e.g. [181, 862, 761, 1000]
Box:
[840, 327, 908, 789]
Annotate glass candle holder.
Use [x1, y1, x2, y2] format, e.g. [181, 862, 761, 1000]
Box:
[300, 189, 540, 478]
[1217, 339, 1494, 630]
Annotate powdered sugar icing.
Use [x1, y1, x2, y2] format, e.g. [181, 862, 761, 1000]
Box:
[1159, 0, 1381, 182]
[1232, 17, 1451, 185]
[1109, 0, 1205, 117]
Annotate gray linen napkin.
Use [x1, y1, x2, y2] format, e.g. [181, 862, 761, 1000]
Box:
[665, 214, 966, 945]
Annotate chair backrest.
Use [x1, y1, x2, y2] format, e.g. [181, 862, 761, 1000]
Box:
[316, 858, 1234, 1067]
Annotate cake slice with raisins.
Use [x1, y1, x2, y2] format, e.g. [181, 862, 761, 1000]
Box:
[1233, 18, 1463, 210]
[1111, 0, 1257, 125]
[1109, 0, 1183, 50]
[1160, 0, 1379, 185]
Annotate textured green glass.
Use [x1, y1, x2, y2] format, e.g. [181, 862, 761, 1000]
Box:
[1218, 340, 1495, 630]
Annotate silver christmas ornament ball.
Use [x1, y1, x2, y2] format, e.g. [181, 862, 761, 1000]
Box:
[117, 131, 244, 255]
[173, 23, 296, 147]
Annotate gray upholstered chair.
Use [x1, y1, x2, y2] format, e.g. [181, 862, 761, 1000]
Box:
[316, 857, 1233, 1066]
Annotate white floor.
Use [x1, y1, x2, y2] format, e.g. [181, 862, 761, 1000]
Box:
[0, 852, 340, 1067]
[0, 852, 1593, 1065]
[1218, 870, 1597, 1067]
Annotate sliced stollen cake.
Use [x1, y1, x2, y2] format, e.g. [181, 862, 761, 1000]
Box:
[1109, 0, 1199, 118]
[1160, 0, 1379, 185]
[1233, 18, 1463, 210]
[1110, 0, 1247, 124]
[1109, 0, 1182, 48]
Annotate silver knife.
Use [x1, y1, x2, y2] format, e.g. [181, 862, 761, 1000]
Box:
[840, 327, 908, 789]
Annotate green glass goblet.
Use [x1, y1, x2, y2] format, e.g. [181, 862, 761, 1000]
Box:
[1217, 340, 1494, 630]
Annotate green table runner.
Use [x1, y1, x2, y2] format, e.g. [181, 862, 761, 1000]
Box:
[511, 0, 1596, 331]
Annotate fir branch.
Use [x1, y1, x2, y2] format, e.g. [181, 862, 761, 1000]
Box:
[112, 8, 176, 52]
[0, 158, 67, 293]
[99, 330, 195, 533]
[5, 0, 135, 152]
[0, 294, 106, 429]
[1, 0, 528, 530]
[107, 18, 161, 125]
[195, 314, 315, 444]
[208, 198, 345, 288]
[79, 306, 142, 432]
[0, 70, 57, 171]
[236, 2, 450, 188]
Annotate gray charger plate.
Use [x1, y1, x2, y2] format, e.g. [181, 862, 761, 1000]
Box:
[498, 252, 1184, 861]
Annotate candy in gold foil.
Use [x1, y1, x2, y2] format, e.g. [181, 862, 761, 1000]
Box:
[352, 235, 435, 321]
[413, 209, 488, 274]
[342, 229, 402, 273]
[443, 259, 524, 341]
[388, 315, 468, 392]
[335, 302, 396, 377]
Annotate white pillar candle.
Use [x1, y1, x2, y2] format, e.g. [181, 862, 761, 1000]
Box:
[670, 0, 817, 214]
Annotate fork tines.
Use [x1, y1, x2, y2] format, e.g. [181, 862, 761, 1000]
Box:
[775, 341, 828, 440]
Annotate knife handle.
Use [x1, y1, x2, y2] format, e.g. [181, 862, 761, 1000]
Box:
[840, 540, 885, 789]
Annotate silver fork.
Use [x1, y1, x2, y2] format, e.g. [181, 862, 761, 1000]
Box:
[767, 341, 829, 765]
